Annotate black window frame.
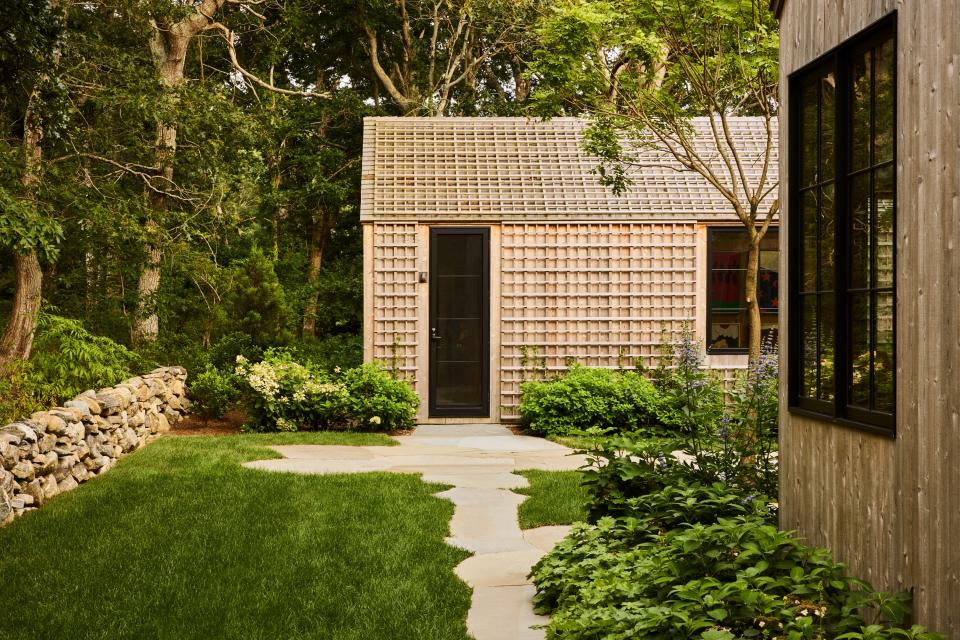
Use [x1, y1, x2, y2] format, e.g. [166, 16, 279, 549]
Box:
[788, 13, 897, 436]
[706, 227, 780, 355]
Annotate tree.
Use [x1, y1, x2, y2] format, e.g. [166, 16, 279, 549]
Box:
[530, 0, 780, 361]
[0, 0, 65, 367]
[354, 0, 540, 115]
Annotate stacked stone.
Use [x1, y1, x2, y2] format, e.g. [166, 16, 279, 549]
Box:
[0, 366, 189, 526]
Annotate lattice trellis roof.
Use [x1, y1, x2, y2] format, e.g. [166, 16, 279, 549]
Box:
[360, 116, 778, 222]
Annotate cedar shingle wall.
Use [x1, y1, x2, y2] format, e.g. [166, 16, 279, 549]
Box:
[498, 222, 699, 416]
[778, 0, 960, 634]
[369, 223, 419, 382]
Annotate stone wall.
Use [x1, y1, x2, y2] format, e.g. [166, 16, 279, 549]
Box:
[0, 367, 189, 526]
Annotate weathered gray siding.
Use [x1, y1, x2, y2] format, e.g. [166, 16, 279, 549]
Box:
[778, 0, 960, 634]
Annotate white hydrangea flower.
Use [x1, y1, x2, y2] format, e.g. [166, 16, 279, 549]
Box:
[369, 416, 382, 425]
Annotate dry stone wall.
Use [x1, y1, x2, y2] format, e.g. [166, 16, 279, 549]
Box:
[0, 367, 189, 526]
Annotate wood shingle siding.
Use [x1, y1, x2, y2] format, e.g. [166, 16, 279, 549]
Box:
[362, 116, 777, 422]
[777, 0, 960, 634]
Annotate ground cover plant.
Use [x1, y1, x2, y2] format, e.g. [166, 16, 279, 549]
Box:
[0, 432, 472, 640]
[527, 336, 942, 639]
[514, 469, 589, 529]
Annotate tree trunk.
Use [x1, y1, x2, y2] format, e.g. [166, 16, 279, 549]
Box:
[134, 2, 225, 345]
[0, 253, 44, 367]
[301, 212, 329, 338]
[0, 83, 46, 368]
[744, 234, 762, 363]
[132, 233, 161, 348]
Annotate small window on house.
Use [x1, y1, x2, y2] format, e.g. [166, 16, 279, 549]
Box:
[707, 228, 779, 353]
[789, 15, 896, 433]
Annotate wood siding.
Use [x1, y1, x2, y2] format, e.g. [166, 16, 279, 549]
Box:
[367, 220, 750, 422]
[778, 0, 960, 634]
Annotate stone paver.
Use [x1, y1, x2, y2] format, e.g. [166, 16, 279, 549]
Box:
[245, 423, 585, 640]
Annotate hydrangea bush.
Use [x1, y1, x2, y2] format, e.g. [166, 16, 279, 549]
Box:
[234, 351, 417, 432]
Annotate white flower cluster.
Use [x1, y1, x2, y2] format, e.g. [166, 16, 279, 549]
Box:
[237, 361, 281, 398]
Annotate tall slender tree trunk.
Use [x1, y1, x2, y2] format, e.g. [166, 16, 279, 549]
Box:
[133, 1, 225, 346]
[744, 234, 762, 363]
[0, 88, 46, 368]
[302, 211, 329, 338]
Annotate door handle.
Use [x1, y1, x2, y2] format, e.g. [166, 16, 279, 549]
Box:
[431, 327, 442, 340]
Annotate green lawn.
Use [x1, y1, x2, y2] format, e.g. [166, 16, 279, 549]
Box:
[0, 433, 471, 640]
[514, 469, 589, 529]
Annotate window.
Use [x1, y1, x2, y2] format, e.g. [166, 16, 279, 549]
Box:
[789, 15, 896, 433]
[707, 228, 779, 353]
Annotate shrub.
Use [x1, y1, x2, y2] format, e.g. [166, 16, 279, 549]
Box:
[340, 363, 419, 431]
[651, 329, 725, 437]
[208, 332, 263, 372]
[188, 366, 238, 420]
[519, 365, 665, 436]
[233, 353, 417, 433]
[26, 312, 144, 401]
[227, 247, 294, 348]
[234, 351, 347, 432]
[531, 481, 943, 640]
[290, 333, 363, 372]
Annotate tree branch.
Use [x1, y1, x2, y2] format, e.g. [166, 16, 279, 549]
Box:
[205, 22, 331, 99]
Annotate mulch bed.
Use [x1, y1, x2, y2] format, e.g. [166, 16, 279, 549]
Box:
[170, 410, 246, 436]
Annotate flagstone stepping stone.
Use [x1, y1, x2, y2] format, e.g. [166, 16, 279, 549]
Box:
[246, 423, 585, 640]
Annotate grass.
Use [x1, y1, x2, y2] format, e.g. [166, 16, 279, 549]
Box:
[0, 432, 472, 640]
[514, 469, 589, 530]
[545, 432, 680, 451]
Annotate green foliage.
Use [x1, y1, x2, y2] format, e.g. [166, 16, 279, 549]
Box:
[530, 481, 943, 640]
[26, 312, 143, 402]
[0, 360, 46, 424]
[340, 363, 419, 432]
[233, 353, 417, 433]
[519, 365, 665, 437]
[188, 366, 238, 421]
[289, 333, 363, 372]
[227, 247, 295, 348]
[0, 186, 64, 261]
[651, 330, 725, 439]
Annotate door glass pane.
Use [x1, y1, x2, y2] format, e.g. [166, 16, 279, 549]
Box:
[432, 232, 486, 412]
[874, 291, 895, 412]
[436, 235, 483, 276]
[801, 295, 818, 398]
[801, 81, 819, 186]
[849, 293, 871, 407]
[435, 363, 482, 406]
[875, 164, 895, 289]
[875, 39, 895, 164]
[435, 319, 481, 362]
[437, 276, 481, 318]
[849, 172, 872, 289]
[850, 49, 873, 171]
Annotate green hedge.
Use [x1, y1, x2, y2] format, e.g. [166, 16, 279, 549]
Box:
[518, 365, 668, 437]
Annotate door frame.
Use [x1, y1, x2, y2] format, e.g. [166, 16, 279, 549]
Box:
[428, 226, 491, 418]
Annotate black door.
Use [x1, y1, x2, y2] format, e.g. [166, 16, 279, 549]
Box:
[429, 228, 490, 417]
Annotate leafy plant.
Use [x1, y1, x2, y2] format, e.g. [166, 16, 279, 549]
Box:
[519, 365, 666, 437]
[233, 352, 417, 433]
[340, 363, 419, 432]
[531, 481, 943, 640]
[25, 312, 144, 401]
[188, 366, 238, 421]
